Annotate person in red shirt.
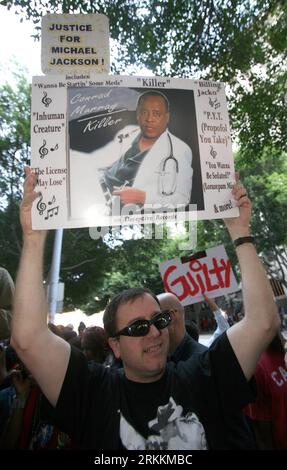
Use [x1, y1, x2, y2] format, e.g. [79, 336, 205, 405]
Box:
[245, 332, 287, 449]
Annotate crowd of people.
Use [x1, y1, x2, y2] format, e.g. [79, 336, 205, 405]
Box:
[0, 168, 286, 450]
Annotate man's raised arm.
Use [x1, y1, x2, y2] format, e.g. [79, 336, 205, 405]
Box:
[11, 167, 70, 406]
[224, 177, 280, 380]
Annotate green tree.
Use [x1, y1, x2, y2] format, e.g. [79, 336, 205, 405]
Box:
[0, 65, 31, 207]
[3, 1, 284, 78]
[1, 3, 286, 308]
[240, 149, 287, 287]
[0, 65, 31, 274]
[229, 64, 287, 163]
[81, 224, 194, 313]
[195, 149, 287, 287]
[3, 1, 286, 158]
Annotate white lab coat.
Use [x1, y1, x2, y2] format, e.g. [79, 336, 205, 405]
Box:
[99, 126, 193, 207]
[69, 126, 193, 219]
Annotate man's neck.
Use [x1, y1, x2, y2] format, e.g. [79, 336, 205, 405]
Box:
[170, 329, 186, 355]
[124, 366, 166, 383]
[138, 135, 158, 152]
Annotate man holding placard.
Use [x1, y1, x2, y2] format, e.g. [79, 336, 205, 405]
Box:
[11, 169, 280, 449]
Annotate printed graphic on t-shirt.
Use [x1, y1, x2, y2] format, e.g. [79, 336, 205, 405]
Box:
[120, 396, 207, 450]
[271, 365, 287, 387]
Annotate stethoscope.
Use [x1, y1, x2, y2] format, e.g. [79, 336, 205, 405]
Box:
[158, 134, 179, 196]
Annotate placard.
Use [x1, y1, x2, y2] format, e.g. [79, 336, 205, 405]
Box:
[31, 74, 239, 229]
[41, 13, 110, 74]
[159, 245, 239, 306]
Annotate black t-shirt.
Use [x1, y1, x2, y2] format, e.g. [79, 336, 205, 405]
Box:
[170, 333, 256, 449]
[53, 332, 255, 449]
[170, 332, 207, 362]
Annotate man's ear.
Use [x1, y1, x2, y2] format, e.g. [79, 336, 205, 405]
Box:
[169, 308, 176, 323]
[108, 337, 121, 359]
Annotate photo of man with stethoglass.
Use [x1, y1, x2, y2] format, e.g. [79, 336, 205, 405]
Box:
[68, 86, 204, 223]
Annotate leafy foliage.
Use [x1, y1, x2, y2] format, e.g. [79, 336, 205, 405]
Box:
[240, 149, 287, 286]
[0, 65, 31, 208]
[229, 65, 287, 163]
[2, 1, 285, 76]
[0, 2, 286, 309]
[197, 149, 287, 287]
[0, 66, 31, 274]
[3, 1, 286, 156]
[80, 225, 194, 313]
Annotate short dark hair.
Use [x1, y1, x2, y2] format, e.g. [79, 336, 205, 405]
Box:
[103, 287, 160, 338]
[81, 326, 109, 363]
[136, 91, 170, 113]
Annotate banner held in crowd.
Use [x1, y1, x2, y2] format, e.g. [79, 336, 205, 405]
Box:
[159, 244, 239, 305]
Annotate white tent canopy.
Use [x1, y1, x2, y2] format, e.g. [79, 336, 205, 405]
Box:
[53, 309, 104, 330]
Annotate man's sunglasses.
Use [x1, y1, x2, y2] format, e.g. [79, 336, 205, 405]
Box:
[112, 310, 172, 337]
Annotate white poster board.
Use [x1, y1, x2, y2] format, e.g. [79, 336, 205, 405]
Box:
[31, 75, 239, 229]
[41, 13, 110, 74]
[158, 244, 239, 306]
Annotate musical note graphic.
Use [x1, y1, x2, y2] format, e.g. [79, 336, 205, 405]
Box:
[209, 97, 221, 109]
[44, 206, 59, 220]
[50, 143, 59, 152]
[36, 193, 59, 220]
[39, 140, 49, 159]
[48, 195, 56, 205]
[210, 146, 217, 159]
[42, 91, 52, 108]
[36, 193, 47, 215]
